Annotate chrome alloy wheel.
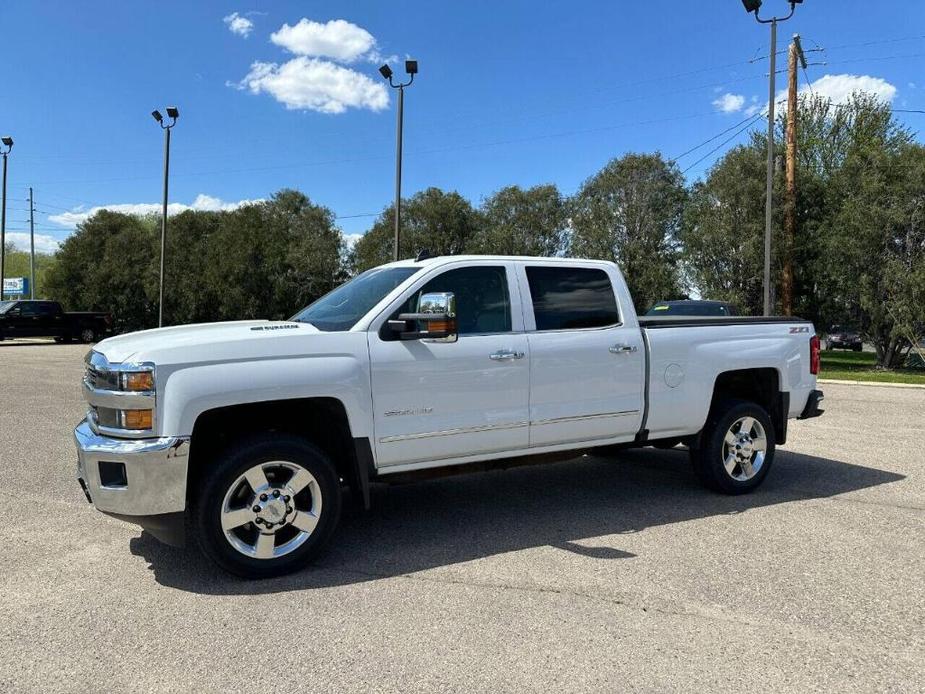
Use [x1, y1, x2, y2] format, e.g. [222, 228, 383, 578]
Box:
[220, 461, 322, 560]
[722, 416, 768, 481]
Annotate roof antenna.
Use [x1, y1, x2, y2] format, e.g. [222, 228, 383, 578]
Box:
[415, 248, 434, 262]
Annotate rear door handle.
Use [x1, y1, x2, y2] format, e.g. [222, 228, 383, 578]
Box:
[609, 344, 637, 354]
[489, 350, 525, 361]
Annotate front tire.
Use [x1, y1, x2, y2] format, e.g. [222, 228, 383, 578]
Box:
[690, 399, 775, 494]
[193, 434, 342, 579]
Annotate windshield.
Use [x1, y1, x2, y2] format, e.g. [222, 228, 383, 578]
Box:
[0, 301, 16, 314]
[290, 266, 421, 332]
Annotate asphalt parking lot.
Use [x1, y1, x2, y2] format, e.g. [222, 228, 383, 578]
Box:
[1, 340, 923, 693]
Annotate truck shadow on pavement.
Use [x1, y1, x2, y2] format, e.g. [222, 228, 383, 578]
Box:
[129, 447, 904, 594]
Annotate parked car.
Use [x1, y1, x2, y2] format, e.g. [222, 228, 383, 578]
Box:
[646, 299, 739, 316]
[825, 325, 863, 352]
[74, 255, 824, 578]
[0, 300, 112, 343]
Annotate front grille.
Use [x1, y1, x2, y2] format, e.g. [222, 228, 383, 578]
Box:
[86, 366, 119, 390]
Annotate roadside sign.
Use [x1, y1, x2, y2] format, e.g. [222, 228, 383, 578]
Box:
[2, 277, 28, 295]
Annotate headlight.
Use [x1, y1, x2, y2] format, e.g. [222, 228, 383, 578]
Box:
[84, 352, 156, 436]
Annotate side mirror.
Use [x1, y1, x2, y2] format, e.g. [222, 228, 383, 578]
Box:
[388, 292, 458, 343]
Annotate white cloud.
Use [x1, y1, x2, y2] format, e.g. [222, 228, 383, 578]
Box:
[343, 233, 363, 250]
[271, 18, 377, 62]
[712, 93, 746, 114]
[776, 74, 897, 110]
[6, 232, 61, 254]
[47, 195, 262, 228]
[224, 12, 254, 38]
[236, 57, 388, 114]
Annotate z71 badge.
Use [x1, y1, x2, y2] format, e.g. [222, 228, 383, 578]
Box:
[789, 326, 811, 334]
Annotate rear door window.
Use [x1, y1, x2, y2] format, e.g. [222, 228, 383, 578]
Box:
[525, 266, 620, 331]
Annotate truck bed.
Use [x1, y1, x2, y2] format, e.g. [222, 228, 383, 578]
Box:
[639, 316, 817, 442]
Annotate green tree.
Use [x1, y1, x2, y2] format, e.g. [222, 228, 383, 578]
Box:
[352, 187, 482, 271]
[201, 191, 344, 320]
[570, 153, 686, 312]
[822, 138, 924, 367]
[683, 93, 922, 366]
[44, 211, 158, 332]
[472, 184, 567, 256]
[1, 242, 57, 299]
[42, 189, 346, 330]
[680, 145, 768, 314]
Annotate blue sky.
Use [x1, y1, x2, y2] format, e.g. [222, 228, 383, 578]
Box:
[1, 0, 923, 253]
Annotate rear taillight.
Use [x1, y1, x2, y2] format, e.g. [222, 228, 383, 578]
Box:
[810, 335, 820, 375]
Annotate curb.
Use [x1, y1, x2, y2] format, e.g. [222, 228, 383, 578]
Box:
[818, 378, 925, 390]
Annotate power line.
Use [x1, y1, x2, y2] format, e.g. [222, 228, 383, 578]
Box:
[334, 212, 379, 220]
[31, 110, 727, 186]
[681, 113, 765, 175]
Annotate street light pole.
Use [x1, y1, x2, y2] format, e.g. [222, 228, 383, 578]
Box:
[764, 18, 777, 317]
[29, 187, 35, 299]
[0, 136, 13, 302]
[379, 60, 418, 262]
[151, 107, 179, 328]
[394, 84, 404, 263]
[742, 0, 802, 316]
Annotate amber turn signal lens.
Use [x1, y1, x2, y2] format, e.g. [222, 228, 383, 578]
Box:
[122, 371, 154, 391]
[428, 320, 456, 333]
[123, 409, 153, 430]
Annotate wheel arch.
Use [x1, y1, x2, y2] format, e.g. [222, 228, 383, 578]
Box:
[708, 368, 788, 445]
[187, 397, 373, 510]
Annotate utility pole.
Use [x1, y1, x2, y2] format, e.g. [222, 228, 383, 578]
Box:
[782, 34, 807, 316]
[29, 187, 35, 299]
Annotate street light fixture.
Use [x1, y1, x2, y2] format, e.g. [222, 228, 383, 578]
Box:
[743, 0, 804, 316]
[152, 106, 179, 328]
[0, 136, 13, 301]
[379, 59, 419, 261]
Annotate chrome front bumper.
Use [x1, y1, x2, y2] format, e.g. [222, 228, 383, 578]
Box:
[74, 419, 190, 516]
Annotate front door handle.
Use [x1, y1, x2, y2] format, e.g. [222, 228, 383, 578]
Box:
[489, 350, 525, 361]
[609, 344, 638, 354]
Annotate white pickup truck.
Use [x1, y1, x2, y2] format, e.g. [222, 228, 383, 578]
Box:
[75, 255, 824, 578]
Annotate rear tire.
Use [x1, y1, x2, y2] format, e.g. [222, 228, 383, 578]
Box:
[690, 399, 775, 494]
[80, 328, 96, 343]
[192, 434, 342, 579]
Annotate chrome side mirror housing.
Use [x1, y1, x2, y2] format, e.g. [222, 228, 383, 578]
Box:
[388, 291, 458, 343]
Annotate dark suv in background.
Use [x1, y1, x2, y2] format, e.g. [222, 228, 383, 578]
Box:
[645, 299, 739, 317]
[825, 325, 863, 351]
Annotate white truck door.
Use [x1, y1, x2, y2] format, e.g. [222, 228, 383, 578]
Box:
[369, 262, 530, 468]
[519, 263, 645, 447]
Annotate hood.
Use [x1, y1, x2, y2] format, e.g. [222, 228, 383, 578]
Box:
[94, 320, 321, 363]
